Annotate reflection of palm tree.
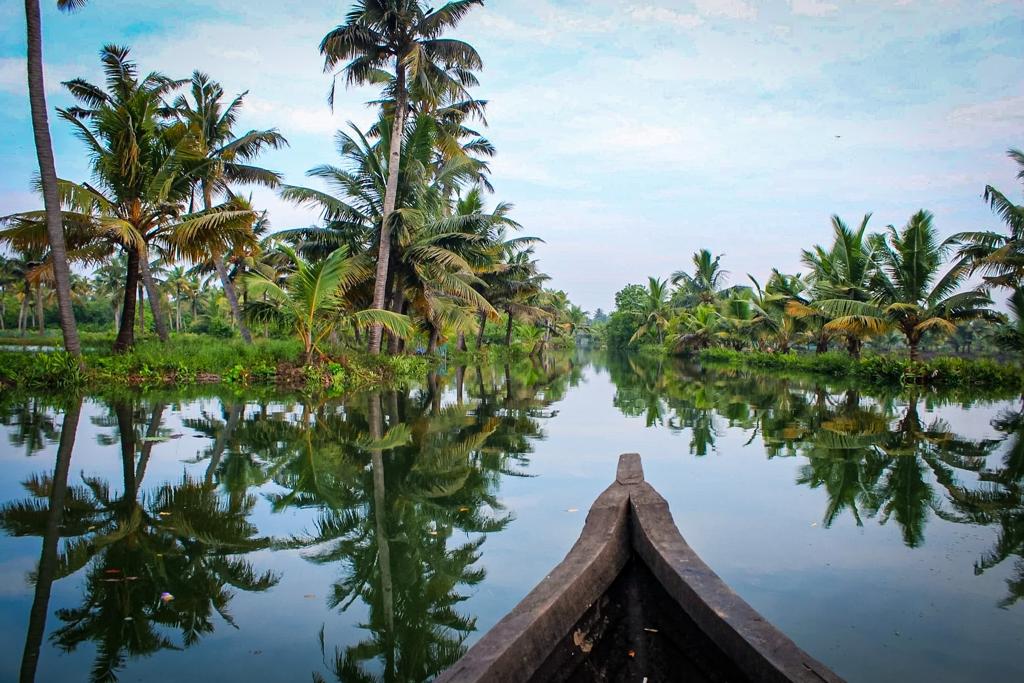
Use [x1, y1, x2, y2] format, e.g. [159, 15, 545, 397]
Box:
[7, 396, 82, 683]
[3, 397, 277, 682]
[939, 406, 1024, 607]
[263, 374, 564, 682]
[1, 397, 58, 457]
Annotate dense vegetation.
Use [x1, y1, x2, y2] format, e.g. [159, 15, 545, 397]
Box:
[2, 1, 587, 390]
[598, 148, 1024, 386]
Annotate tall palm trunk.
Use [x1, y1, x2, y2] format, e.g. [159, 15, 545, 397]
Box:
[387, 282, 405, 355]
[175, 287, 182, 331]
[203, 183, 252, 343]
[367, 62, 407, 356]
[907, 332, 921, 363]
[504, 309, 514, 346]
[34, 283, 44, 335]
[19, 396, 81, 683]
[113, 248, 140, 352]
[19, 283, 30, 336]
[137, 281, 145, 336]
[0, 285, 6, 330]
[476, 309, 487, 349]
[427, 326, 440, 354]
[24, 0, 81, 358]
[846, 335, 861, 359]
[138, 246, 169, 342]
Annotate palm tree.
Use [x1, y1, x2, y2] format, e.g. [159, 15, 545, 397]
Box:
[672, 249, 727, 304]
[994, 288, 1024, 353]
[7, 395, 81, 683]
[244, 245, 413, 363]
[41, 45, 257, 350]
[0, 255, 12, 330]
[948, 148, 1024, 291]
[668, 303, 724, 353]
[23, 0, 85, 358]
[823, 211, 995, 361]
[92, 255, 126, 333]
[630, 277, 672, 345]
[793, 214, 881, 357]
[164, 265, 194, 332]
[279, 119, 501, 354]
[320, 0, 485, 354]
[172, 72, 287, 343]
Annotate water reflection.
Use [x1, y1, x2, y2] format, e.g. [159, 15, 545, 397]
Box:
[2, 396, 278, 682]
[602, 352, 1024, 607]
[1, 351, 1020, 682]
[0, 356, 579, 682]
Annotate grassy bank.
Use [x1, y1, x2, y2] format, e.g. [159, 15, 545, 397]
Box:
[0, 335, 431, 394]
[698, 348, 1024, 391]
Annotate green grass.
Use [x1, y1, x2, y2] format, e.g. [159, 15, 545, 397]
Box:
[698, 348, 1024, 391]
[0, 334, 432, 394]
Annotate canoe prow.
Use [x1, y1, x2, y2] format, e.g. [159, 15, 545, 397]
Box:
[437, 453, 843, 683]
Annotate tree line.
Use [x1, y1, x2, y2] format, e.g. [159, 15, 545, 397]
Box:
[601, 150, 1024, 362]
[3, 0, 585, 362]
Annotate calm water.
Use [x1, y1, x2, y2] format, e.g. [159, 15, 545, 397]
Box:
[1, 353, 1022, 682]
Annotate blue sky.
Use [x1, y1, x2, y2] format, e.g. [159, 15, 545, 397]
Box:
[1, 0, 1021, 312]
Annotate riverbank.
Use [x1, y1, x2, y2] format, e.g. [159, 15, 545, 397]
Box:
[0, 335, 431, 394]
[698, 348, 1023, 391]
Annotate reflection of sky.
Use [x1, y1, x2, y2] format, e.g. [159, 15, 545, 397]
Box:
[0, 362, 1022, 682]
[1, 2, 1022, 312]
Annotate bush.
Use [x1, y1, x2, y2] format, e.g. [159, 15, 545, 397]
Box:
[699, 348, 1024, 391]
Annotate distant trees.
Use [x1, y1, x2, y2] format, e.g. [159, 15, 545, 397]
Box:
[603, 153, 1024, 359]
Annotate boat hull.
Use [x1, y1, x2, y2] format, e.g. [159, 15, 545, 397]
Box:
[437, 454, 843, 683]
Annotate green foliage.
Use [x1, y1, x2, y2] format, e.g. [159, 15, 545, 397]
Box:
[614, 284, 647, 314]
[700, 348, 1024, 390]
[604, 310, 640, 349]
[0, 335, 434, 393]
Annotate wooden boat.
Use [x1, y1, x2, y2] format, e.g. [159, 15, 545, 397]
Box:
[437, 454, 844, 683]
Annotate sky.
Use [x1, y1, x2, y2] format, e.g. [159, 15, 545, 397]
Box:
[1, 0, 1021, 313]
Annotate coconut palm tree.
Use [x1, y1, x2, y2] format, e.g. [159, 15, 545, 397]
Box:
[244, 245, 413, 363]
[38, 45, 258, 350]
[672, 249, 728, 304]
[948, 148, 1024, 291]
[164, 264, 194, 332]
[822, 211, 995, 361]
[630, 277, 672, 345]
[994, 288, 1024, 353]
[23, 0, 85, 358]
[92, 255, 126, 333]
[792, 214, 882, 357]
[668, 303, 724, 353]
[279, 119, 502, 353]
[172, 72, 287, 343]
[320, 0, 485, 354]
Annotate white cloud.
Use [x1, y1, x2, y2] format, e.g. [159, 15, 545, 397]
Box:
[693, 0, 758, 21]
[469, 3, 615, 45]
[948, 95, 1024, 126]
[0, 57, 79, 96]
[0, 57, 23, 94]
[245, 96, 375, 137]
[627, 5, 704, 29]
[789, 0, 840, 17]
